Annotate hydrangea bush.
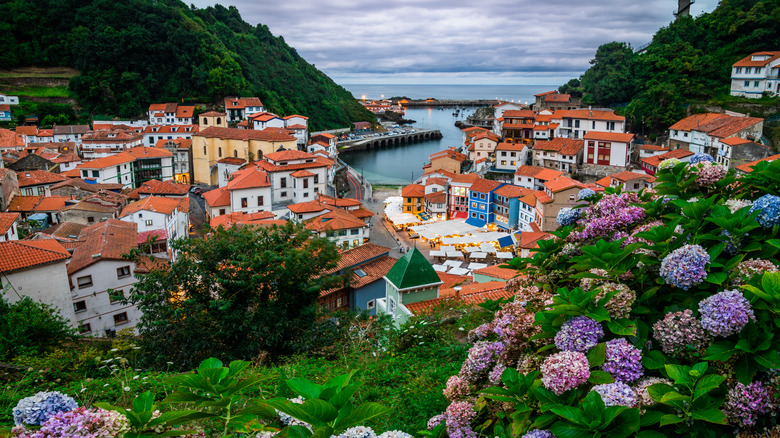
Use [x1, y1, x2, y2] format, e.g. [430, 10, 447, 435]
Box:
[426, 160, 780, 438]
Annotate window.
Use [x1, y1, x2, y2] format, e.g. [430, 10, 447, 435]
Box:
[304, 192, 309, 198]
[569, 194, 575, 201]
[406, 206, 412, 212]
[314, 175, 319, 184]
[73, 300, 87, 312]
[77, 276, 93, 288]
[145, 220, 153, 226]
[203, 146, 207, 155]
[257, 196, 264, 206]
[736, 67, 742, 74]
[233, 150, 238, 158]
[219, 208, 226, 215]
[480, 193, 485, 200]
[241, 198, 248, 208]
[351, 229, 360, 235]
[113, 312, 129, 325]
[79, 323, 91, 333]
[218, 147, 222, 157]
[388, 296, 396, 314]
[367, 299, 375, 310]
[116, 266, 131, 279]
[280, 177, 287, 188]
[744, 80, 750, 86]
[24, 188, 33, 195]
[592, 121, 596, 129]
[82, 170, 89, 178]
[607, 122, 615, 130]
[574, 120, 580, 128]
[109, 289, 125, 303]
[754, 81, 760, 87]
[87, 216, 95, 223]
[281, 191, 287, 198]
[303, 179, 309, 189]
[479, 214, 485, 220]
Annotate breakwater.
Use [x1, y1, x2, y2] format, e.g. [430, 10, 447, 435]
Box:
[338, 129, 442, 152]
[401, 99, 499, 108]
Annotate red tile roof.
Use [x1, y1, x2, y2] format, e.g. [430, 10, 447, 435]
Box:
[7, 196, 43, 212]
[287, 200, 331, 214]
[226, 165, 270, 190]
[736, 154, 780, 173]
[532, 138, 584, 155]
[595, 176, 612, 188]
[534, 90, 557, 97]
[155, 138, 193, 150]
[582, 131, 635, 143]
[517, 231, 553, 249]
[429, 147, 467, 162]
[469, 178, 503, 193]
[640, 144, 669, 151]
[137, 228, 168, 244]
[402, 184, 426, 197]
[544, 176, 585, 193]
[406, 281, 512, 315]
[609, 171, 656, 183]
[131, 179, 190, 196]
[17, 170, 68, 187]
[78, 153, 135, 169]
[502, 110, 536, 118]
[284, 114, 309, 120]
[33, 196, 71, 212]
[544, 93, 571, 102]
[554, 109, 625, 122]
[472, 264, 517, 280]
[217, 157, 247, 166]
[81, 129, 143, 141]
[224, 97, 264, 110]
[0, 239, 71, 274]
[210, 211, 276, 229]
[472, 132, 501, 142]
[120, 196, 182, 217]
[199, 111, 226, 117]
[68, 219, 137, 274]
[0, 128, 26, 148]
[450, 173, 480, 184]
[249, 112, 282, 122]
[514, 166, 564, 181]
[126, 146, 173, 158]
[291, 170, 315, 178]
[437, 271, 471, 290]
[325, 243, 392, 275]
[304, 209, 366, 232]
[196, 126, 296, 142]
[719, 137, 754, 146]
[203, 187, 230, 208]
[496, 142, 526, 151]
[265, 149, 316, 161]
[641, 149, 695, 167]
[425, 191, 447, 203]
[494, 184, 527, 198]
[732, 51, 780, 67]
[142, 125, 198, 134]
[0, 212, 19, 234]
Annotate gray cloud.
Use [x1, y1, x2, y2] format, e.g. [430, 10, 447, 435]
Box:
[190, 0, 719, 83]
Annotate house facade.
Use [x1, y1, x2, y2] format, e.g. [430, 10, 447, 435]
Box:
[582, 132, 635, 167]
[224, 97, 264, 123]
[147, 103, 195, 125]
[730, 52, 780, 98]
[376, 248, 443, 327]
[532, 138, 584, 173]
[466, 178, 504, 227]
[80, 129, 144, 160]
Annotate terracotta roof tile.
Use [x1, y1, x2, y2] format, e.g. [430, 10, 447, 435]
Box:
[7, 196, 43, 212]
[142, 125, 198, 135]
[669, 113, 727, 131]
[43, 221, 88, 239]
[199, 111, 226, 117]
[210, 211, 275, 229]
[641, 149, 695, 167]
[223, 97, 264, 110]
[402, 184, 426, 197]
[120, 196, 182, 217]
[0, 128, 27, 148]
[265, 150, 315, 161]
[609, 171, 655, 183]
[495, 142, 526, 151]
[78, 153, 135, 169]
[736, 154, 780, 173]
[226, 165, 270, 190]
[437, 271, 471, 290]
[732, 51, 780, 67]
[291, 170, 315, 178]
[544, 93, 571, 102]
[203, 187, 230, 208]
[132, 179, 190, 196]
[472, 264, 517, 280]
[583, 131, 635, 142]
[494, 184, 527, 198]
[17, 170, 68, 187]
[502, 110, 536, 118]
[517, 231, 553, 249]
[532, 138, 584, 155]
[469, 178, 503, 193]
[68, 219, 137, 274]
[425, 191, 447, 203]
[287, 199, 331, 214]
[195, 126, 296, 142]
[304, 209, 366, 232]
[514, 166, 564, 181]
[325, 243, 392, 275]
[640, 144, 669, 151]
[406, 281, 512, 315]
[544, 176, 585, 193]
[33, 196, 71, 211]
[595, 176, 612, 188]
[554, 109, 624, 122]
[429, 147, 467, 163]
[0, 212, 20, 234]
[0, 240, 70, 274]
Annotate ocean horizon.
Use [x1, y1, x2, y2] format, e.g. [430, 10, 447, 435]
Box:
[340, 84, 559, 106]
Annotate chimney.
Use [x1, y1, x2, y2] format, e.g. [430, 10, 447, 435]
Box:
[589, 105, 592, 118]
[454, 286, 462, 301]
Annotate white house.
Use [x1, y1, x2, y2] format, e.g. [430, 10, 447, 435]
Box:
[730, 51, 780, 98]
[250, 112, 285, 130]
[52, 125, 90, 143]
[255, 150, 331, 208]
[551, 109, 626, 139]
[468, 131, 500, 162]
[225, 164, 273, 215]
[303, 208, 369, 250]
[495, 142, 528, 171]
[67, 220, 147, 336]
[283, 115, 309, 148]
[0, 212, 21, 241]
[513, 166, 564, 191]
[77, 153, 136, 187]
[224, 97, 265, 123]
[119, 196, 189, 246]
[147, 103, 195, 125]
[531, 138, 584, 173]
[668, 113, 764, 155]
[0, 93, 19, 122]
[493, 101, 525, 123]
[582, 132, 635, 168]
[216, 157, 247, 188]
[142, 125, 198, 147]
[0, 239, 77, 327]
[80, 129, 144, 160]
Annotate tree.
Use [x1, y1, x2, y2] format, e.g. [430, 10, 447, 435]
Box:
[127, 222, 344, 369]
[0, 296, 75, 361]
[580, 42, 637, 106]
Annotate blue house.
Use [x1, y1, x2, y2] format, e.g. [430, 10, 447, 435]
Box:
[0, 104, 11, 122]
[493, 184, 538, 232]
[465, 178, 504, 227]
[319, 243, 397, 315]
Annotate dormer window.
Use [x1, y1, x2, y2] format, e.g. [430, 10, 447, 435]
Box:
[752, 55, 769, 61]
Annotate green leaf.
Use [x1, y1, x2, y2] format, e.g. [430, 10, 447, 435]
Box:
[691, 408, 727, 424]
[642, 350, 666, 370]
[163, 392, 209, 404]
[646, 383, 674, 403]
[606, 319, 637, 336]
[692, 374, 725, 400]
[587, 343, 607, 367]
[637, 431, 667, 438]
[283, 425, 314, 438]
[227, 360, 251, 376]
[332, 402, 392, 431]
[587, 370, 615, 385]
[267, 399, 328, 428]
[131, 391, 155, 415]
[198, 357, 223, 370]
[148, 411, 211, 428]
[550, 406, 585, 425]
[664, 364, 691, 385]
[705, 271, 728, 285]
[735, 354, 759, 384]
[605, 408, 639, 438]
[287, 378, 324, 400]
[639, 410, 666, 427]
[659, 414, 684, 426]
[703, 341, 737, 361]
[549, 421, 593, 438]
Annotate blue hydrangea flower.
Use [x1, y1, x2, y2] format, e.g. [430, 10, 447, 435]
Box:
[12, 391, 78, 426]
[688, 153, 714, 165]
[522, 430, 555, 438]
[660, 244, 710, 290]
[378, 431, 414, 438]
[577, 188, 596, 200]
[335, 426, 377, 438]
[749, 194, 780, 228]
[554, 316, 603, 352]
[557, 208, 580, 227]
[592, 381, 636, 407]
[699, 290, 754, 337]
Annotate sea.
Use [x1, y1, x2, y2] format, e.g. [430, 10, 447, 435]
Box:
[338, 84, 557, 185]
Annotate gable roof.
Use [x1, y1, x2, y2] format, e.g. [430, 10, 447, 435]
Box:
[405, 281, 511, 315]
[0, 239, 71, 274]
[472, 264, 518, 280]
[0, 212, 20, 234]
[532, 137, 584, 155]
[385, 247, 442, 290]
[226, 164, 271, 190]
[203, 187, 230, 208]
[553, 109, 624, 122]
[469, 178, 503, 193]
[609, 171, 656, 183]
[496, 142, 526, 151]
[130, 179, 190, 197]
[514, 165, 564, 180]
[494, 184, 527, 198]
[732, 51, 780, 67]
[210, 211, 276, 229]
[120, 196, 182, 217]
[401, 184, 425, 197]
[544, 176, 585, 193]
[582, 131, 635, 143]
[68, 219, 137, 274]
[16, 170, 68, 187]
[195, 126, 296, 142]
[264, 149, 314, 161]
[641, 148, 695, 167]
[325, 243, 392, 274]
[304, 208, 366, 232]
[224, 97, 264, 109]
[736, 153, 780, 173]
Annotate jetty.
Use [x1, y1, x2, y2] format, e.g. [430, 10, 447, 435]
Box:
[399, 99, 499, 108]
[338, 129, 442, 152]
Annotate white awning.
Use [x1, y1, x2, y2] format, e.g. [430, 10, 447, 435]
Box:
[480, 243, 497, 253]
[432, 264, 448, 272]
[429, 250, 446, 257]
[446, 251, 464, 258]
[444, 260, 463, 268]
[468, 262, 488, 270]
[449, 267, 470, 276]
[496, 252, 514, 259]
[440, 246, 456, 253]
[470, 252, 487, 259]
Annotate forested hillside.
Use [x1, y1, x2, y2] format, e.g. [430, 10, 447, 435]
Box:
[0, 0, 375, 130]
[559, 0, 780, 133]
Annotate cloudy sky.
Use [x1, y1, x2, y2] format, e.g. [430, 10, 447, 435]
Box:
[190, 0, 719, 85]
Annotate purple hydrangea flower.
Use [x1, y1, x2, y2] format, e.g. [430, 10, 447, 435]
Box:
[335, 427, 377, 438]
[723, 381, 775, 427]
[592, 381, 636, 407]
[749, 194, 780, 228]
[522, 430, 555, 438]
[554, 316, 603, 352]
[688, 153, 714, 164]
[427, 414, 445, 431]
[443, 375, 470, 401]
[653, 309, 712, 358]
[660, 244, 710, 290]
[634, 377, 673, 408]
[459, 341, 505, 382]
[699, 290, 754, 337]
[489, 364, 506, 385]
[12, 391, 78, 426]
[602, 338, 643, 383]
[10, 407, 129, 438]
[731, 258, 778, 285]
[444, 401, 477, 438]
[540, 351, 591, 395]
[571, 193, 646, 241]
[694, 161, 727, 185]
[557, 208, 580, 227]
[577, 188, 596, 200]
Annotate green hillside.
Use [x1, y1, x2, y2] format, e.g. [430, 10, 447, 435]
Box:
[560, 0, 780, 133]
[0, 0, 375, 130]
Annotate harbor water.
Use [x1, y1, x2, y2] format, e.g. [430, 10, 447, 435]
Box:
[339, 84, 555, 185]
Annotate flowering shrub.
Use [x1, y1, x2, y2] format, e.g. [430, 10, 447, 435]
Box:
[657, 158, 680, 170]
[688, 152, 714, 164]
[577, 188, 596, 200]
[12, 391, 78, 426]
[425, 160, 780, 438]
[11, 407, 129, 438]
[556, 207, 580, 227]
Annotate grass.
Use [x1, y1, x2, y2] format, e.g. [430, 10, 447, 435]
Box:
[0, 85, 70, 98]
[0, 67, 79, 79]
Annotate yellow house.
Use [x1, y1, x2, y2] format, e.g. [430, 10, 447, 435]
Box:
[401, 184, 426, 215]
[192, 126, 297, 185]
